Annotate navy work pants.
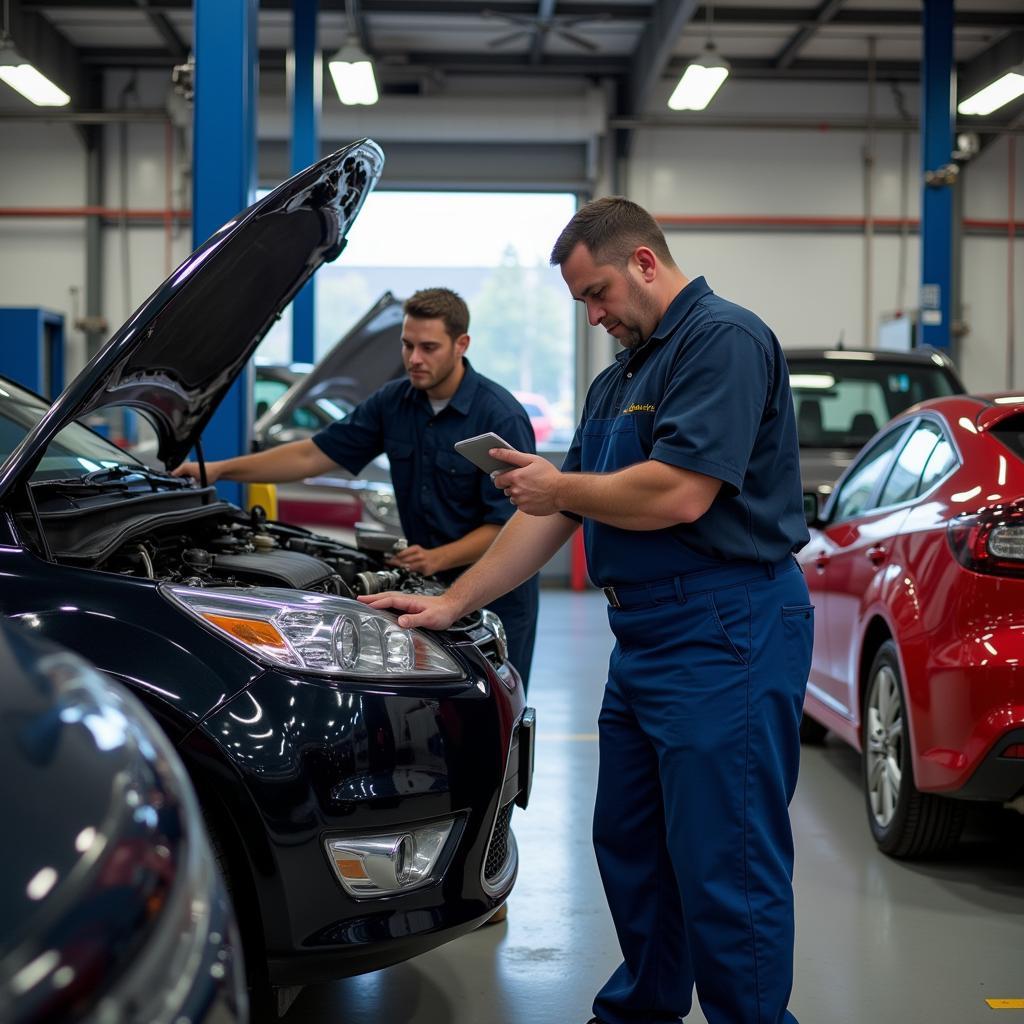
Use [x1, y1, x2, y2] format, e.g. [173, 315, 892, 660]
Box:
[592, 558, 813, 1024]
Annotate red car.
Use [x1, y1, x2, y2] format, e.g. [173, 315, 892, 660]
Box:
[513, 391, 554, 445]
[799, 392, 1024, 858]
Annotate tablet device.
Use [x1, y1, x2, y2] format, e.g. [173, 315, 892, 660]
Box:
[454, 432, 518, 476]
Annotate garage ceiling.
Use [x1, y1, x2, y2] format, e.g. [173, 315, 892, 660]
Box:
[3, 1, 1023, 144]
[10, 2, 1022, 89]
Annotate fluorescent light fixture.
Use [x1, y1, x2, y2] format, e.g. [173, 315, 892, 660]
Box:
[958, 70, 1024, 116]
[328, 41, 378, 106]
[0, 39, 70, 106]
[668, 42, 729, 111]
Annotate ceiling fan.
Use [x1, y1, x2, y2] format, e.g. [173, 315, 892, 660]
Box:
[482, 7, 610, 55]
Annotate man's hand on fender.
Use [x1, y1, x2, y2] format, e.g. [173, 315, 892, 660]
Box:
[357, 592, 461, 631]
[490, 448, 563, 516]
[387, 544, 444, 576]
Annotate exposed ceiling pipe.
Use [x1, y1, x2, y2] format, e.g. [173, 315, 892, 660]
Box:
[0, 109, 168, 122]
[608, 115, 1024, 134]
[653, 214, 1023, 237]
[864, 36, 876, 346]
[891, 82, 912, 317]
[0, 206, 189, 221]
[1009, 137, 1017, 389]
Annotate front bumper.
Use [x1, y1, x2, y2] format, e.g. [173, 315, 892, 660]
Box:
[189, 647, 532, 988]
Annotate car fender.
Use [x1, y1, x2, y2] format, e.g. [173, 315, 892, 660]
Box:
[2, 599, 265, 734]
[851, 540, 923, 762]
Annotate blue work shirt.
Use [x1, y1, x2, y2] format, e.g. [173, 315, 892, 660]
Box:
[562, 277, 808, 587]
[311, 357, 538, 591]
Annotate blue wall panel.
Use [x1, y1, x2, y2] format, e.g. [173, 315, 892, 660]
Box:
[0, 307, 65, 399]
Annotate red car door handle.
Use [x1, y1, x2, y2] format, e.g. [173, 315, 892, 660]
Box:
[866, 545, 887, 565]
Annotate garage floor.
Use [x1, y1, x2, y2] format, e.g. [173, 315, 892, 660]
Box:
[290, 591, 1024, 1024]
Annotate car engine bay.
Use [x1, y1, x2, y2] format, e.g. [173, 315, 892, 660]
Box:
[18, 476, 443, 601]
[101, 506, 445, 599]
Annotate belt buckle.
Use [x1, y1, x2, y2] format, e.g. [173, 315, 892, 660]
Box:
[603, 586, 621, 608]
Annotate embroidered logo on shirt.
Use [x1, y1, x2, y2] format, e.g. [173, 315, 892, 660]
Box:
[623, 403, 656, 414]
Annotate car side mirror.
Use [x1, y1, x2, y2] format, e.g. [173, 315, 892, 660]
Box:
[803, 491, 824, 527]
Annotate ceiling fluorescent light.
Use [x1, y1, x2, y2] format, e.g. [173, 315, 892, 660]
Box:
[668, 43, 729, 112]
[958, 69, 1024, 116]
[328, 41, 378, 106]
[0, 39, 70, 106]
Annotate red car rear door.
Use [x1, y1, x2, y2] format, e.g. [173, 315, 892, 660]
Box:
[825, 421, 946, 718]
[813, 423, 915, 717]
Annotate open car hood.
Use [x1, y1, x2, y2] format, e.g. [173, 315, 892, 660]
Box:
[0, 140, 384, 499]
[253, 290, 405, 439]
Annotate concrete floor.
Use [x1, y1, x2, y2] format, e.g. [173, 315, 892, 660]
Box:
[290, 590, 1024, 1024]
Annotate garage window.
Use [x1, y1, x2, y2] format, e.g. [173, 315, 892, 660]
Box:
[258, 190, 578, 449]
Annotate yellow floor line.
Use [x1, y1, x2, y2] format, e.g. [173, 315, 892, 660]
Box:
[987, 1000, 1024, 1009]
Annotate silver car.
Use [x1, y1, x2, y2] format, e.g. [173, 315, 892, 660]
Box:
[252, 292, 404, 531]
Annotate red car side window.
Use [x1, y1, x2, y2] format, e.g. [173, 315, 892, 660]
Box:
[831, 426, 909, 521]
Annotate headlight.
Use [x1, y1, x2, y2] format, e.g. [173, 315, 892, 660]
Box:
[480, 609, 508, 664]
[363, 487, 397, 522]
[160, 586, 464, 680]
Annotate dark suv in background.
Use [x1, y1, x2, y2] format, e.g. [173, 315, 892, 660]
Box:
[787, 347, 965, 506]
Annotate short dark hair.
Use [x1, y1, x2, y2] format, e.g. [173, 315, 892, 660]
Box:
[549, 196, 675, 268]
[403, 287, 470, 341]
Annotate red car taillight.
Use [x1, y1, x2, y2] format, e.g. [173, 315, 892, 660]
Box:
[948, 504, 1024, 577]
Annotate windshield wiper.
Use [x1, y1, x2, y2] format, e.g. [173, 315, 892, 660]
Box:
[33, 465, 191, 491]
[80, 464, 153, 484]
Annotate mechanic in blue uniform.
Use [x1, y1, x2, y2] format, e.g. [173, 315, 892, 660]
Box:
[173, 287, 540, 688]
[359, 199, 814, 1024]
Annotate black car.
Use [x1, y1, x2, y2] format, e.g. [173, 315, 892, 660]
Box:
[0, 621, 246, 1024]
[0, 140, 533, 1017]
[787, 346, 965, 505]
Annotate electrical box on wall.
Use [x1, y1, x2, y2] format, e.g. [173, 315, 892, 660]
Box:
[0, 308, 66, 398]
[877, 314, 916, 352]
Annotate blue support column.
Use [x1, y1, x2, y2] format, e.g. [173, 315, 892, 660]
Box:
[920, 0, 955, 350]
[290, 0, 320, 365]
[193, 0, 258, 506]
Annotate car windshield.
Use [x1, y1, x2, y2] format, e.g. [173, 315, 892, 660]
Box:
[254, 377, 291, 420]
[788, 358, 959, 449]
[0, 380, 145, 481]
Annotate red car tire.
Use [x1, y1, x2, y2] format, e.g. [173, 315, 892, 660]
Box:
[862, 641, 966, 858]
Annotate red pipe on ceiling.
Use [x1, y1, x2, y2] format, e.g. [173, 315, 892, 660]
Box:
[0, 207, 190, 220]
